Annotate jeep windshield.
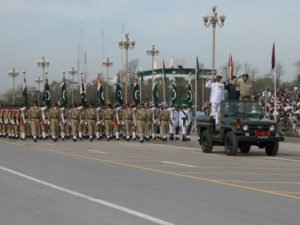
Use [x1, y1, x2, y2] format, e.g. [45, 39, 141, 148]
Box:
[221, 101, 264, 119]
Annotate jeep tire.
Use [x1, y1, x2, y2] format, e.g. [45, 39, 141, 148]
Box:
[224, 131, 238, 156]
[265, 142, 279, 156]
[201, 130, 213, 153]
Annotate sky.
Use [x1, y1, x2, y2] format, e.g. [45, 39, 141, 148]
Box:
[0, 0, 300, 93]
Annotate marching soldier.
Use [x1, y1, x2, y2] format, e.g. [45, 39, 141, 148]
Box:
[59, 106, 69, 140]
[96, 106, 104, 140]
[13, 106, 20, 139]
[113, 104, 123, 140]
[19, 106, 27, 140]
[102, 104, 114, 141]
[122, 103, 133, 141]
[179, 104, 190, 141]
[167, 104, 179, 141]
[69, 104, 80, 141]
[49, 102, 60, 141]
[145, 103, 152, 141]
[28, 101, 41, 142]
[136, 103, 147, 143]
[159, 104, 170, 141]
[78, 105, 86, 140]
[151, 103, 160, 140]
[85, 103, 97, 141]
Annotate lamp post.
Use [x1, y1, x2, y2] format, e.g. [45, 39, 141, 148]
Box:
[8, 68, 20, 105]
[68, 66, 78, 105]
[34, 76, 43, 105]
[146, 44, 160, 102]
[102, 56, 113, 102]
[119, 33, 135, 104]
[37, 55, 50, 87]
[203, 4, 225, 80]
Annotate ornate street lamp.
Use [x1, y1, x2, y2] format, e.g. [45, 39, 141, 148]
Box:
[37, 55, 50, 87]
[68, 66, 78, 105]
[119, 33, 135, 104]
[203, 4, 225, 80]
[34, 76, 43, 105]
[8, 68, 19, 105]
[102, 56, 113, 102]
[146, 43, 159, 102]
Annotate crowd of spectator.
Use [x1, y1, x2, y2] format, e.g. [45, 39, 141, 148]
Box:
[256, 89, 300, 136]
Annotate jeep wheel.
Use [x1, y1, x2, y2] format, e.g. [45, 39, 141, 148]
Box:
[224, 131, 238, 156]
[239, 144, 251, 154]
[201, 130, 213, 153]
[265, 142, 279, 156]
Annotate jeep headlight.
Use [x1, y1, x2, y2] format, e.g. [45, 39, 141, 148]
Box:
[269, 125, 275, 131]
[242, 125, 249, 131]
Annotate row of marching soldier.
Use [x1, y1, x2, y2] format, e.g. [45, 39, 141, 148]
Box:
[0, 101, 193, 143]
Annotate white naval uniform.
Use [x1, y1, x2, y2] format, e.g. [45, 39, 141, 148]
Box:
[179, 108, 190, 136]
[167, 107, 179, 135]
[205, 80, 225, 125]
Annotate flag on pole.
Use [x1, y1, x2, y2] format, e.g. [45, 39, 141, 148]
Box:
[171, 78, 177, 106]
[115, 74, 123, 105]
[152, 80, 158, 106]
[196, 56, 200, 80]
[133, 77, 140, 106]
[61, 77, 67, 107]
[271, 42, 276, 70]
[96, 75, 105, 106]
[43, 78, 51, 107]
[22, 77, 28, 107]
[186, 81, 193, 108]
[228, 54, 234, 80]
[162, 60, 166, 81]
[80, 76, 87, 107]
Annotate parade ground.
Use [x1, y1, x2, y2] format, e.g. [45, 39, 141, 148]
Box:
[0, 138, 299, 225]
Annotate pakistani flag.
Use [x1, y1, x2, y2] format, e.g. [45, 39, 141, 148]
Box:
[152, 80, 158, 107]
[61, 77, 67, 107]
[22, 77, 28, 107]
[186, 82, 193, 107]
[43, 78, 51, 107]
[133, 78, 140, 106]
[171, 79, 177, 106]
[96, 76, 105, 106]
[115, 77, 123, 105]
[80, 77, 87, 107]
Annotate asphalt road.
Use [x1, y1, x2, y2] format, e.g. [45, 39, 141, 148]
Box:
[0, 138, 299, 225]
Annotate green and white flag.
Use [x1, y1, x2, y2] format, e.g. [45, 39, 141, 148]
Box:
[186, 81, 193, 107]
[43, 78, 51, 107]
[171, 79, 177, 106]
[133, 78, 140, 106]
[61, 77, 67, 107]
[96, 76, 105, 106]
[115, 75, 123, 105]
[152, 80, 158, 106]
[80, 76, 87, 107]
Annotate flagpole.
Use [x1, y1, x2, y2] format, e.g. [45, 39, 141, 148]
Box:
[139, 75, 142, 102]
[271, 42, 277, 122]
[162, 73, 166, 103]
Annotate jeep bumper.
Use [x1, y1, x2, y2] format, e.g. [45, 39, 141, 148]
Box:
[236, 135, 284, 143]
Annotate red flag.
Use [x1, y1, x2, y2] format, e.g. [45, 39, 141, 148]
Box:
[271, 43, 275, 70]
[228, 54, 234, 80]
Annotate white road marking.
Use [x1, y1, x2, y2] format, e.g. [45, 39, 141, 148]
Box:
[161, 161, 197, 168]
[41, 142, 55, 146]
[262, 157, 300, 163]
[0, 165, 174, 225]
[88, 149, 107, 154]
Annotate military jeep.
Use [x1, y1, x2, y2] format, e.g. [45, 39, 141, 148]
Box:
[197, 100, 284, 156]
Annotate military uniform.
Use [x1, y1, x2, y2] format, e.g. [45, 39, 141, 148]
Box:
[233, 76, 253, 100]
[102, 106, 114, 140]
[29, 104, 41, 142]
[19, 107, 27, 140]
[85, 106, 97, 141]
[122, 105, 133, 140]
[69, 106, 80, 141]
[96, 107, 104, 139]
[59, 107, 69, 140]
[49, 106, 60, 141]
[159, 107, 170, 141]
[113, 106, 123, 140]
[79, 108, 87, 140]
[136, 106, 147, 143]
